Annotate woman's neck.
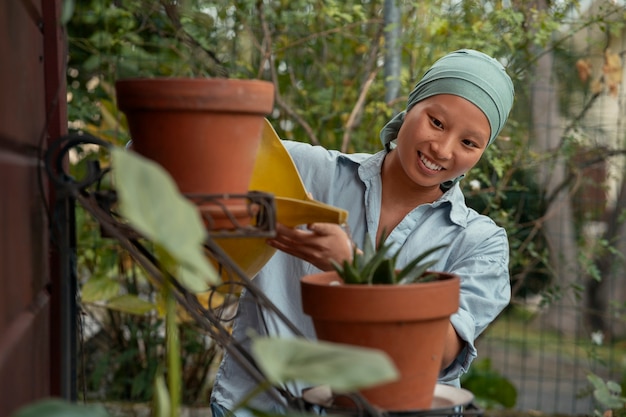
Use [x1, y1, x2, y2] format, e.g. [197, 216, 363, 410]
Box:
[380, 150, 444, 207]
[377, 151, 444, 242]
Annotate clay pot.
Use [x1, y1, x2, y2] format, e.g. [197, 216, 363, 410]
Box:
[115, 78, 274, 230]
[300, 271, 460, 412]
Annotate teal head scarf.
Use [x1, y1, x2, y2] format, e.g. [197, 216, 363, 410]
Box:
[379, 49, 515, 188]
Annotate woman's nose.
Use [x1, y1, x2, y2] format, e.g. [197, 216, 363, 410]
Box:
[431, 136, 453, 160]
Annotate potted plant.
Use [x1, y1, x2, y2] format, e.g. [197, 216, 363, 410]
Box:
[115, 77, 275, 230]
[300, 236, 460, 412]
[94, 0, 278, 231]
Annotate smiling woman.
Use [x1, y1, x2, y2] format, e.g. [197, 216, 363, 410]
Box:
[211, 49, 515, 417]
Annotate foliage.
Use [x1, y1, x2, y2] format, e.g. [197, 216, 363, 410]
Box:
[99, 148, 218, 413]
[111, 148, 218, 291]
[461, 358, 518, 410]
[251, 335, 398, 393]
[587, 373, 626, 417]
[331, 233, 446, 285]
[464, 144, 552, 299]
[64, 0, 626, 410]
[112, 146, 398, 414]
[73, 147, 222, 407]
[65, 0, 622, 302]
[66, 0, 532, 150]
[10, 399, 111, 417]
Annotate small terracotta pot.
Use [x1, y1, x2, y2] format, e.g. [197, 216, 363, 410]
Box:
[115, 78, 274, 230]
[300, 271, 460, 411]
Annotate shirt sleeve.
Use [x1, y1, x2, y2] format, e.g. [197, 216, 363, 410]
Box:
[439, 225, 511, 383]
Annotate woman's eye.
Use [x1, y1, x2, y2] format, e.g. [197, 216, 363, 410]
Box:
[462, 139, 477, 148]
[430, 117, 443, 129]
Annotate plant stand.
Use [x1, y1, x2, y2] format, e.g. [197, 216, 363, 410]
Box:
[45, 134, 484, 417]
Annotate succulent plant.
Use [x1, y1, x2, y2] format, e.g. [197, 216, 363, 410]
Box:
[331, 233, 447, 285]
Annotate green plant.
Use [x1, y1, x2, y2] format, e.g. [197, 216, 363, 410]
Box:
[587, 373, 626, 417]
[110, 147, 399, 415]
[460, 358, 517, 410]
[331, 234, 446, 285]
[110, 148, 220, 416]
[10, 399, 112, 417]
[71, 145, 222, 409]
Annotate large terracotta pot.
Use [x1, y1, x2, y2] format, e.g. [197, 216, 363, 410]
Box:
[115, 78, 274, 230]
[300, 271, 460, 412]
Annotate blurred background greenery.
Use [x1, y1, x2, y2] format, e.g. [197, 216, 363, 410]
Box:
[64, 1, 626, 415]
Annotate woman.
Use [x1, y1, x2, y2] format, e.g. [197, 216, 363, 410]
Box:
[211, 49, 515, 416]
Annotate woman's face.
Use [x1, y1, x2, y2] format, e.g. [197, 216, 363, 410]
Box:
[394, 94, 490, 189]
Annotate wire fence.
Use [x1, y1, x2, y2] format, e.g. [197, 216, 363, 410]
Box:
[482, 27, 626, 415]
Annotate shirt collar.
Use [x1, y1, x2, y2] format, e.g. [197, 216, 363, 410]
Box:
[434, 183, 468, 227]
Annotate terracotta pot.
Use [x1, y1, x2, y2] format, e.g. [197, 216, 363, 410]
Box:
[115, 78, 274, 230]
[300, 271, 460, 412]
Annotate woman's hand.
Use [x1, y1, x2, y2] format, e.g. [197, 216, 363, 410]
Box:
[267, 223, 354, 271]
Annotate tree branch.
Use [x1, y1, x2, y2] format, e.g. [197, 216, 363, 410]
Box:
[340, 22, 385, 152]
[341, 69, 379, 153]
[160, 0, 227, 77]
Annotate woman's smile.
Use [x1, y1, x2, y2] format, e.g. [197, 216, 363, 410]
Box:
[418, 151, 444, 173]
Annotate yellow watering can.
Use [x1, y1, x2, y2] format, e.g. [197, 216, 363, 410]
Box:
[209, 119, 349, 288]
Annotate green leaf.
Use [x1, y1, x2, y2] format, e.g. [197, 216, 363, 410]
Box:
[371, 258, 395, 284]
[111, 148, 219, 291]
[251, 336, 399, 392]
[61, 0, 76, 25]
[397, 260, 438, 285]
[10, 399, 111, 417]
[333, 231, 448, 286]
[153, 373, 171, 417]
[106, 294, 155, 315]
[588, 374, 626, 410]
[360, 240, 394, 283]
[594, 388, 626, 410]
[587, 373, 605, 390]
[80, 277, 120, 303]
[331, 259, 360, 284]
[396, 244, 447, 284]
[606, 380, 622, 395]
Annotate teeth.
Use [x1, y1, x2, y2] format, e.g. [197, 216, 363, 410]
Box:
[420, 153, 442, 171]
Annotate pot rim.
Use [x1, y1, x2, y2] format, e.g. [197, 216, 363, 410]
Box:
[300, 270, 460, 321]
[300, 269, 458, 289]
[115, 77, 275, 114]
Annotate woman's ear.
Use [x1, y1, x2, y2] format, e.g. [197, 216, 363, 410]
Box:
[380, 111, 406, 150]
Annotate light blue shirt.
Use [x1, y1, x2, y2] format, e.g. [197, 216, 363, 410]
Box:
[211, 141, 511, 413]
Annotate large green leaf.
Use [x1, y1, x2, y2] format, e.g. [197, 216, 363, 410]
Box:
[111, 148, 219, 291]
[251, 336, 399, 392]
[10, 399, 111, 417]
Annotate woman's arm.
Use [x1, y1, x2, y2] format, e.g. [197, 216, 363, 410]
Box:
[442, 322, 464, 370]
